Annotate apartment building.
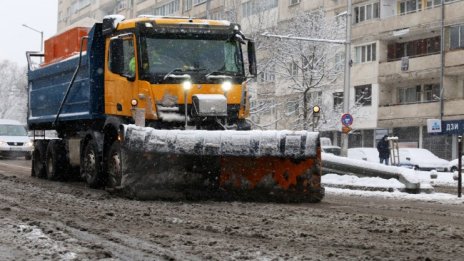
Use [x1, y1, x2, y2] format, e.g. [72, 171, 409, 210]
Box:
[56, 0, 464, 159]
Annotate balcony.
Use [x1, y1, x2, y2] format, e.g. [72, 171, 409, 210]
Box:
[378, 49, 464, 83]
[378, 99, 464, 128]
[352, 1, 464, 40]
[378, 102, 440, 127]
[378, 54, 440, 83]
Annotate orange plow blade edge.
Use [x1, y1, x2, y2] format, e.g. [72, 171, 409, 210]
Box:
[119, 125, 324, 202]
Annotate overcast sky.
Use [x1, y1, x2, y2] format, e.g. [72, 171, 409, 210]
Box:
[0, 0, 58, 66]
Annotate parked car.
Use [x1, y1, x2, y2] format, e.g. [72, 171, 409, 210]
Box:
[347, 147, 379, 163]
[320, 137, 341, 155]
[0, 119, 33, 160]
[448, 156, 464, 172]
[398, 148, 449, 172]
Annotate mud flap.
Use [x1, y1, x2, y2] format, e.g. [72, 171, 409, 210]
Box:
[119, 125, 324, 202]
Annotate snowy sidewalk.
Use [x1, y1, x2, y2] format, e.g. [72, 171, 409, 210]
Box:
[322, 172, 464, 204]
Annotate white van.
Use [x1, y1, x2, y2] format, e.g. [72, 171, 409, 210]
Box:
[0, 119, 33, 160]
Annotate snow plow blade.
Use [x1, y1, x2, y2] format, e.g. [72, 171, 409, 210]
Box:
[119, 125, 324, 202]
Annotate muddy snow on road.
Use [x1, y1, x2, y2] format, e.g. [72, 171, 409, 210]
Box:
[0, 160, 463, 260]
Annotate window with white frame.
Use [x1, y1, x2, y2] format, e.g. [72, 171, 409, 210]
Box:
[424, 84, 440, 101]
[242, 0, 278, 17]
[333, 92, 343, 110]
[355, 84, 372, 106]
[398, 84, 441, 104]
[354, 43, 376, 63]
[193, 0, 206, 5]
[427, 0, 459, 8]
[289, 0, 300, 6]
[286, 99, 299, 114]
[334, 51, 344, 70]
[290, 61, 299, 76]
[259, 63, 276, 83]
[450, 24, 464, 49]
[399, 0, 422, 15]
[353, 2, 379, 24]
[309, 91, 322, 104]
[154, 0, 180, 16]
[183, 0, 192, 11]
[398, 86, 421, 104]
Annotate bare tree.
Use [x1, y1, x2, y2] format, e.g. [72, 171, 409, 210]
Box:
[0, 60, 28, 122]
[263, 8, 346, 131]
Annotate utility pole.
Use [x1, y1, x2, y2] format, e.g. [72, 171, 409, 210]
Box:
[341, 0, 352, 157]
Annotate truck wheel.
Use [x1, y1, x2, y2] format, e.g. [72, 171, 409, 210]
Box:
[82, 139, 103, 188]
[32, 141, 47, 178]
[106, 141, 122, 189]
[45, 140, 68, 180]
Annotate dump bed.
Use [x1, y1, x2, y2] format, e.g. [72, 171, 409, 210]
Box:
[27, 24, 105, 130]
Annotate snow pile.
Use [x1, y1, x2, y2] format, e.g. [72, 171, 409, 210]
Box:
[323, 174, 404, 190]
[326, 187, 464, 205]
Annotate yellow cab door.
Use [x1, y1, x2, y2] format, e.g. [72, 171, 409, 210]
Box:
[104, 33, 139, 118]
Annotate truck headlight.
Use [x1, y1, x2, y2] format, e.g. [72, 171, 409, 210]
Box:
[222, 81, 232, 92]
[183, 80, 192, 91]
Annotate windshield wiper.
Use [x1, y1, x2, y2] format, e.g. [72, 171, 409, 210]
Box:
[205, 71, 236, 80]
[163, 68, 191, 81]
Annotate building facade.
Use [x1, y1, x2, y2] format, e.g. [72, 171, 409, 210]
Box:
[57, 0, 464, 159]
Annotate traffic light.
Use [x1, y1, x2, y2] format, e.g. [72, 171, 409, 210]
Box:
[313, 105, 321, 118]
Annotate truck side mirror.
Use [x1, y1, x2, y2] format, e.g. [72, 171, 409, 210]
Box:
[247, 40, 257, 77]
[109, 39, 124, 75]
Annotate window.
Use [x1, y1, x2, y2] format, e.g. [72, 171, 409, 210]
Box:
[399, 0, 422, 15]
[353, 2, 379, 24]
[450, 25, 464, 50]
[289, 0, 300, 6]
[109, 36, 136, 78]
[259, 64, 275, 83]
[309, 91, 322, 104]
[334, 52, 344, 70]
[183, 0, 192, 11]
[427, 0, 459, 8]
[242, 0, 278, 17]
[424, 84, 440, 101]
[354, 43, 376, 63]
[398, 86, 421, 104]
[387, 36, 440, 61]
[333, 92, 344, 110]
[116, 0, 128, 11]
[290, 61, 298, 76]
[286, 99, 299, 114]
[193, 0, 206, 5]
[154, 0, 180, 16]
[355, 85, 372, 106]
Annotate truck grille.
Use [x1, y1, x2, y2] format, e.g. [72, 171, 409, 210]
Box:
[7, 142, 23, 146]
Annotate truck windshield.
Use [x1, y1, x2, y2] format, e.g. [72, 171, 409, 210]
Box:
[140, 37, 244, 80]
[0, 125, 28, 136]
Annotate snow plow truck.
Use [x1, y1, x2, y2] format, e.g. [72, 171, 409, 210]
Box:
[26, 15, 324, 202]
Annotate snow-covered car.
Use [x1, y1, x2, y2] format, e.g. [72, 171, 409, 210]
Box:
[347, 148, 379, 163]
[320, 137, 341, 156]
[398, 148, 449, 172]
[447, 156, 464, 172]
[0, 119, 33, 160]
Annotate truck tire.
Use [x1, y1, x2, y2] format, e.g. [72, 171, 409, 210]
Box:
[45, 140, 68, 181]
[106, 141, 122, 190]
[32, 141, 47, 178]
[82, 139, 104, 188]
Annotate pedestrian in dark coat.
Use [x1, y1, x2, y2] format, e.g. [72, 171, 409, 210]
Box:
[377, 135, 390, 165]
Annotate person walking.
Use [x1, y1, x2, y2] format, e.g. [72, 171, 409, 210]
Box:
[377, 135, 390, 165]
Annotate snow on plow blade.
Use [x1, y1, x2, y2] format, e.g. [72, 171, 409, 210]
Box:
[119, 125, 324, 202]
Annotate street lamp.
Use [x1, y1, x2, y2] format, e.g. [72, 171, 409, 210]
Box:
[22, 24, 44, 62]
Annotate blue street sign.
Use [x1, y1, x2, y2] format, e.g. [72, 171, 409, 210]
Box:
[341, 113, 353, 126]
[441, 120, 464, 135]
